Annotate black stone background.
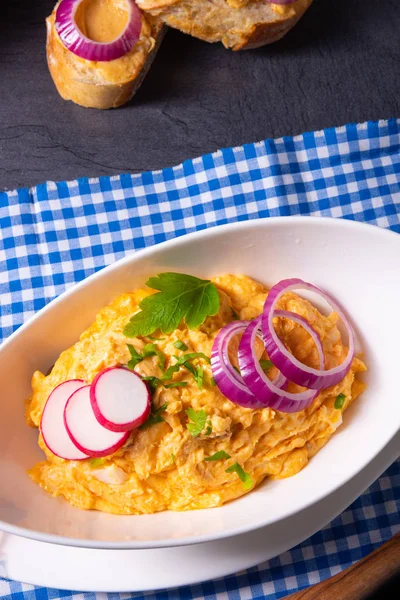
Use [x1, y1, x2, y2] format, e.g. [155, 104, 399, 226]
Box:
[0, 0, 399, 191]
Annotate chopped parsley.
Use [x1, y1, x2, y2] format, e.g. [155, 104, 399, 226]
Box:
[186, 408, 212, 438]
[127, 343, 165, 371]
[205, 450, 231, 462]
[185, 362, 204, 390]
[161, 353, 210, 390]
[164, 381, 188, 389]
[334, 393, 346, 410]
[89, 458, 106, 468]
[123, 273, 220, 338]
[142, 343, 165, 369]
[225, 462, 252, 490]
[127, 344, 143, 370]
[210, 377, 216, 386]
[259, 359, 273, 370]
[140, 402, 168, 429]
[174, 340, 188, 351]
[141, 376, 161, 395]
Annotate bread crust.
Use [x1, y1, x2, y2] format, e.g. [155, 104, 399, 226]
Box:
[136, 0, 312, 51]
[46, 6, 166, 109]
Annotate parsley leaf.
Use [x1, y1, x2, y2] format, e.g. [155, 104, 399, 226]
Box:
[142, 343, 165, 370]
[259, 359, 273, 370]
[161, 363, 182, 381]
[174, 352, 211, 365]
[174, 340, 188, 351]
[185, 362, 204, 390]
[205, 420, 212, 435]
[127, 344, 143, 370]
[205, 450, 231, 462]
[140, 402, 168, 429]
[141, 376, 162, 395]
[161, 353, 210, 386]
[123, 273, 220, 337]
[226, 462, 253, 490]
[210, 377, 216, 386]
[147, 335, 165, 341]
[127, 343, 165, 371]
[164, 381, 188, 389]
[90, 458, 106, 468]
[186, 408, 208, 437]
[334, 393, 346, 410]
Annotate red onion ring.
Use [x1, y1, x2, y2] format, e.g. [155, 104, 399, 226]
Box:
[55, 0, 142, 62]
[262, 279, 355, 391]
[238, 317, 320, 413]
[211, 320, 285, 409]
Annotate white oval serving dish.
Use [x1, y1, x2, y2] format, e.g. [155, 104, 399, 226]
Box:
[0, 216, 399, 549]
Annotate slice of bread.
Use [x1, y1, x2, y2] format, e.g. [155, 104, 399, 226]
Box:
[136, 0, 312, 50]
[46, 3, 166, 109]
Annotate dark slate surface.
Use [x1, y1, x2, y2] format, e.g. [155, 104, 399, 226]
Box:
[0, 0, 399, 191]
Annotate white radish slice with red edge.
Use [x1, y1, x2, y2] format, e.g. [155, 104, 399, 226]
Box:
[90, 366, 151, 432]
[64, 385, 130, 457]
[40, 379, 89, 460]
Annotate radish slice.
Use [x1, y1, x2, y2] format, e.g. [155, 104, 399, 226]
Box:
[90, 366, 150, 432]
[40, 379, 89, 460]
[64, 386, 129, 458]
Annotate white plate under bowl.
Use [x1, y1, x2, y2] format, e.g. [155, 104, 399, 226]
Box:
[0, 217, 399, 550]
[1, 435, 398, 592]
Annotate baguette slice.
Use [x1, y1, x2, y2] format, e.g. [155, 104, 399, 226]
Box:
[136, 0, 312, 50]
[46, 3, 166, 109]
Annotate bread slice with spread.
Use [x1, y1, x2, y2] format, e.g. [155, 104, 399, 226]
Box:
[47, 0, 166, 109]
[135, 0, 312, 51]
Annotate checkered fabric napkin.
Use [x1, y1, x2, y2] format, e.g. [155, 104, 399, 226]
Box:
[0, 119, 399, 599]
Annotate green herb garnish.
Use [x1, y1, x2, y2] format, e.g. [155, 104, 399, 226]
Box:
[334, 393, 346, 410]
[142, 343, 165, 369]
[185, 363, 204, 390]
[90, 458, 106, 468]
[127, 343, 165, 371]
[140, 402, 168, 429]
[174, 340, 188, 351]
[186, 408, 209, 437]
[127, 344, 143, 370]
[170, 453, 176, 464]
[123, 273, 220, 338]
[205, 420, 212, 435]
[205, 450, 231, 462]
[210, 377, 216, 386]
[259, 359, 273, 370]
[161, 353, 210, 389]
[174, 352, 211, 365]
[148, 335, 165, 341]
[141, 376, 161, 395]
[225, 462, 252, 490]
[164, 381, 188, 389]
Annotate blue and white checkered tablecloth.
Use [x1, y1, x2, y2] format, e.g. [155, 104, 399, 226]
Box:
[0, 119, 399, 599]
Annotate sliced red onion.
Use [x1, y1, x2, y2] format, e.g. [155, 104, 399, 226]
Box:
[211, 320, 285, 409]
[238, 318, 320, 413]
[262, 279, 355, 391]
[55, 0, 142, 62]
